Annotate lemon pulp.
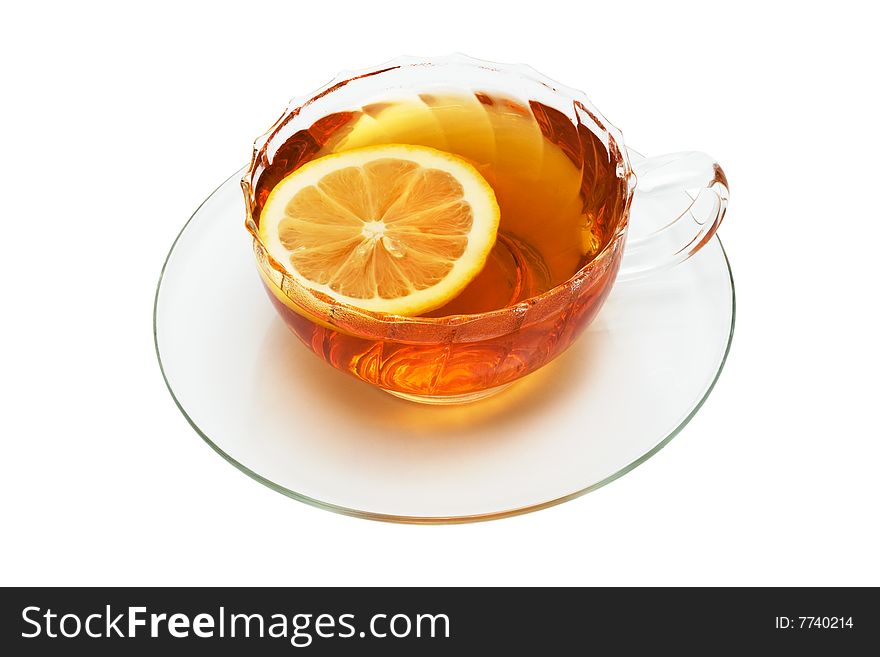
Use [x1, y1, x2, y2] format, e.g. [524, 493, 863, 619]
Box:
[258, 144, 500, 316]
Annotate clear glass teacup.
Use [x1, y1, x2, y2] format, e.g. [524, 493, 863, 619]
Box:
[243, 54, 728, 404]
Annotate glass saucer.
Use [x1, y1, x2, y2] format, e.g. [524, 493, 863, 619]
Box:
[154, 153, 735, 523]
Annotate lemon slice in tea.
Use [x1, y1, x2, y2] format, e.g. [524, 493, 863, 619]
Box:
[259, 144, 500, 316]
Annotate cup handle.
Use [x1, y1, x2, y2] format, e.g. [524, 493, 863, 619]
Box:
[616, 151, 729, 282]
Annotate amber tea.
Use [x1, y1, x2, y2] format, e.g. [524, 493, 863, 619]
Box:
[246, 89, 628, 401]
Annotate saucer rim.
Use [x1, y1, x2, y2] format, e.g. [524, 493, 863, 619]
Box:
[153, 167, 736, 524]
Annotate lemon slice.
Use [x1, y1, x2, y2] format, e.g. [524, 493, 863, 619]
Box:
[259, 144, 500, 316]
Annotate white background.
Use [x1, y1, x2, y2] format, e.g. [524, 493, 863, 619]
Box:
[2, 1, 878, 586]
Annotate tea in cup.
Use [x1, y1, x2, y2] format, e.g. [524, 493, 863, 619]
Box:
[243, 55, 728, 403]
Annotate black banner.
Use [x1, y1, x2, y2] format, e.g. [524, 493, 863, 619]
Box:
[1, 588, 875, 654]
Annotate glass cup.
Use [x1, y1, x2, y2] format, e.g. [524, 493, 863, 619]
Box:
[242, 54, 729, 404]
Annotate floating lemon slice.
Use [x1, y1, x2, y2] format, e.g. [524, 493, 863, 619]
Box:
[259, 144, 500, 316]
